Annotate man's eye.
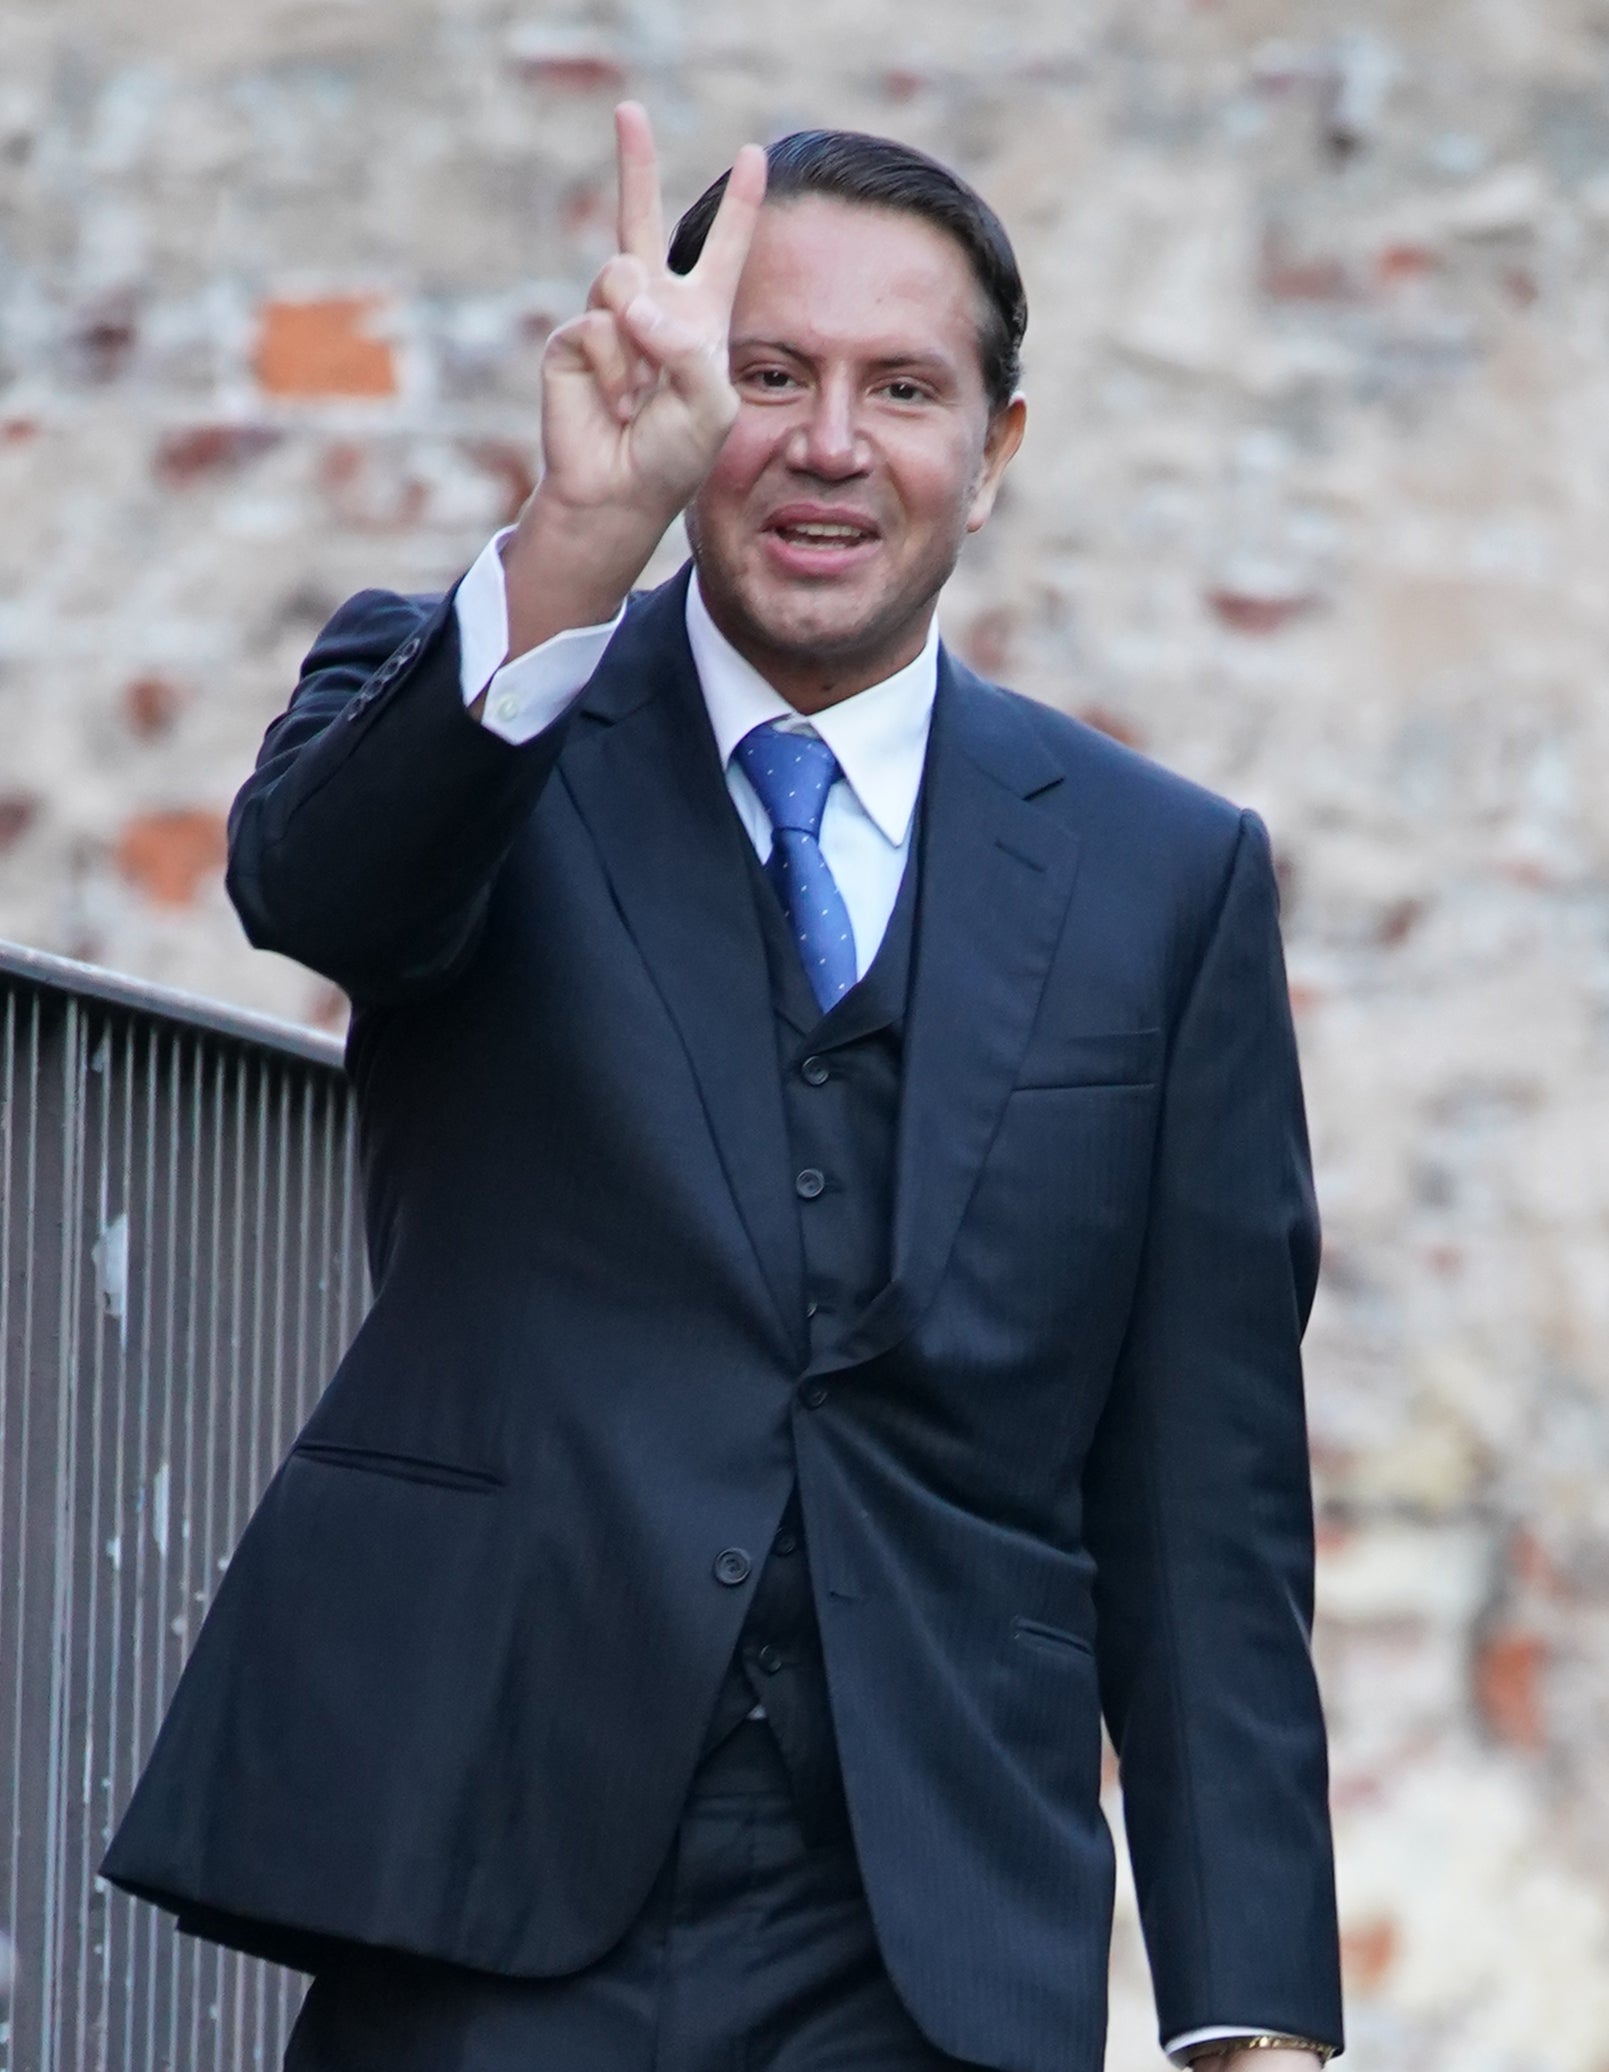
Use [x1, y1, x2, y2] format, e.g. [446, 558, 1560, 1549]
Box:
[749, 368, 796, 390]
[882, 380, 928, 403]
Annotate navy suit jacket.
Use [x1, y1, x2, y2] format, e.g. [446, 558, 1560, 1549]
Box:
[103, 564, 1343, 2072]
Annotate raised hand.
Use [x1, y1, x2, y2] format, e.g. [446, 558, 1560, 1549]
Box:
[539, 103, 767, 528]
[498, 104, 766, 660]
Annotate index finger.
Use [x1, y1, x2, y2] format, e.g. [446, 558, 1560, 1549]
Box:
[691, 142, 768, 305]
[614, 101, 665, 266]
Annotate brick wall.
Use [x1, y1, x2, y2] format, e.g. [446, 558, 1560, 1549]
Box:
[2, 2, 1605, 2064]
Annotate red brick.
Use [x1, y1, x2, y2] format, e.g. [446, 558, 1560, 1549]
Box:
[515, 53, 627, 91]
[1206, 587, 1318, 634]
[0, 793, 41, 852]
[1259, 229, 1353, 304]
[73, 291, 140, 382]
[1077, 704, 1147, 749]
[1378, 243, 1438, 285]
[1342, 1917, 1398, 1992]
[1475, 1628, 1547, 1750]
[560, 181, 612, 238]
[1375, 895, 1425, 945]
[154, 424, 282, 487]
[115, 810, 227, 907]
[123, 675, 186, 740]
[254, 296, 398, 400]
[961, 608, 1016, 677]
[316, 439, 428, 531]
[1510, 1528, 1563, 1596]
[463, 440, 536, 526]
[318, 439, 365, 492]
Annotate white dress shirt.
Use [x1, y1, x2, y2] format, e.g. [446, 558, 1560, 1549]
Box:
[455, 529, 936, 976]
[451, 531, 1300, 2071]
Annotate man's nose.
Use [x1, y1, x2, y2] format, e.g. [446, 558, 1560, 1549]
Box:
[786, 382, 868, 478]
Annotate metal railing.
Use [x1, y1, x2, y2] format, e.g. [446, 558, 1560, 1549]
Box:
[0, 941, 367, 2072]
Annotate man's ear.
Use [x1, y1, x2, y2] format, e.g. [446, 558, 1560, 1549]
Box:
[966, 394, 1027, 534]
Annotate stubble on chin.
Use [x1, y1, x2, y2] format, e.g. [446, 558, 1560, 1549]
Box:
[711, 574, 898, 682]
[695, 536, 934, 671]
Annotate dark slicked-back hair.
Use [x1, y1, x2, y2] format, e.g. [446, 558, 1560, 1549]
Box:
[668, 129, 1027, 414]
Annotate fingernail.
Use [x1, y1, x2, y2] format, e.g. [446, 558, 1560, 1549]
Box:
[628, 295, 662, 331]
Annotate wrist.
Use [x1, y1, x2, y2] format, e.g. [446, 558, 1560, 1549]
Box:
[501, 484, 670, 658]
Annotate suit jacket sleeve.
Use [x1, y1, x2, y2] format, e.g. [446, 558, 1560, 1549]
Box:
[1083, 808, 1344, 2052]
[225, 584, 576, 1003]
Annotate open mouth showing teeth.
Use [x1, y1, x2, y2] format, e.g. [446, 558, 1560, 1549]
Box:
[773, 522, 876, 546]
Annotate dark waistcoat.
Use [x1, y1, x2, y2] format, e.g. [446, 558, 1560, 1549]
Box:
[698, 828, 920, 1836]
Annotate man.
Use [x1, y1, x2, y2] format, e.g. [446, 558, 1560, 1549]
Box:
[104, 105, 1344, 2072]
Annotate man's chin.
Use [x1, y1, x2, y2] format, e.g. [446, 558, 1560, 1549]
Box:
[731, 580, 902, 668]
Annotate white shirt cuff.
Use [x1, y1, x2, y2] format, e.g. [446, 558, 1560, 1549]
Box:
[454, 527, 625, 746]
[1166, 2027, 1325, 2065]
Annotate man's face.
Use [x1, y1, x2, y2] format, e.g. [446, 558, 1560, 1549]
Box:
[687, 195, 1025, 707]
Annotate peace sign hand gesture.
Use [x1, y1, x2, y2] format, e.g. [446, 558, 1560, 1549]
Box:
[541, 103, 767, 528]
[498, 104, 765, 660]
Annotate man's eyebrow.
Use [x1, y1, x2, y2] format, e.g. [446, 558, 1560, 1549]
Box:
[729, 336, 959, 377]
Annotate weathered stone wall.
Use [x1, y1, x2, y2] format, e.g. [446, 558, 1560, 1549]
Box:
[2, 3, 1605, 2065]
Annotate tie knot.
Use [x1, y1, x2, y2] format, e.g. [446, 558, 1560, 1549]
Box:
[733, 723, 842, 839]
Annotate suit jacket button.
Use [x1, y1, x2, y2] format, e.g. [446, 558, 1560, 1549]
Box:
[800, 1056, 830, 1086]
[795, 1168, 825, 1199]
[713, 1547, 751, 1586]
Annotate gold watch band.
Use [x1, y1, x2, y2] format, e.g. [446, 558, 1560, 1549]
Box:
[1183, 2039, 1336, 2065]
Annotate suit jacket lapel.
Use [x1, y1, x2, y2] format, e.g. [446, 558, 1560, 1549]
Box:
[560, 570, 805, 1358]
[821, 651, 1081, 1374]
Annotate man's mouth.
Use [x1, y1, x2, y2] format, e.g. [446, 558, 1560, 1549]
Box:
[763, 511, 882, 564]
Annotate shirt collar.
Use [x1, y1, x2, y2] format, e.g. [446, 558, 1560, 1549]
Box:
[685, 568, 939, 849]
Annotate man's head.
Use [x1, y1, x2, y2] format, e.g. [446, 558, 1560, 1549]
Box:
[669, 131, 1028, 711]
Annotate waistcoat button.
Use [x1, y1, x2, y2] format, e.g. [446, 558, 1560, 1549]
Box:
[757, 1644, 784, 1674]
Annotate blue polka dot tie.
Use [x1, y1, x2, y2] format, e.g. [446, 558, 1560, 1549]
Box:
[734, 722, 858, 1014]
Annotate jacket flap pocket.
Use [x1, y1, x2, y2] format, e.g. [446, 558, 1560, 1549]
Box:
[1015, 1027, 1164, 1092]
[1012, 1614, 1094, 1657]
[292, 1441, 502, 1493]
